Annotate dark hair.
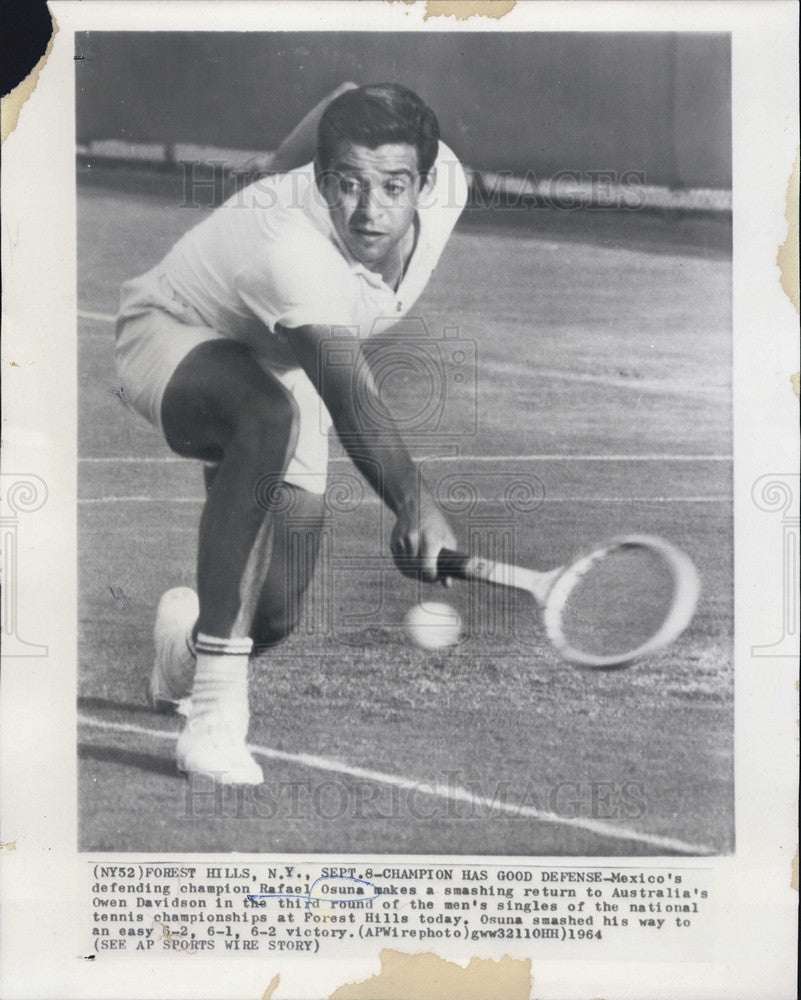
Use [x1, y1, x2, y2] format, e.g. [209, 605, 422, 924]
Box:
[316, 83, 440, 178]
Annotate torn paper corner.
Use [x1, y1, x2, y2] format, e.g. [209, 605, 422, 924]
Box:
[329, 950, 532, 1000]
[0, 10, 59, 144]
[777, 148, 800, 313]
[423, 1, 517, 22]
[261, 974, 280, 1000]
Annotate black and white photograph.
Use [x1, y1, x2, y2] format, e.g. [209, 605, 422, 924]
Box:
[75, 30, 734, 855]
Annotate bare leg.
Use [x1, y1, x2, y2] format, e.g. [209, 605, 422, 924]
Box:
[200, 462, 327, 651]
[162, 340, 300, 639]
[249, 485, 327, 653]
[160, 339, 308, 784]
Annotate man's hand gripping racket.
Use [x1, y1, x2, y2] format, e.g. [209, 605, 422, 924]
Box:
[437, 535, 701, 669]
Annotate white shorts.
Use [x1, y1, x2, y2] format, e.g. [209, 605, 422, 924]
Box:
[115, 306, 332, 495]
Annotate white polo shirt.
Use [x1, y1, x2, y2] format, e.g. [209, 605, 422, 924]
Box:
[117, 141, 468, 491]
[121, 141, 467, 351]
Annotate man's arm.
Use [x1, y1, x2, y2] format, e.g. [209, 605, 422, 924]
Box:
[270, 82, 359, 174]
[280, 322, 456, 582]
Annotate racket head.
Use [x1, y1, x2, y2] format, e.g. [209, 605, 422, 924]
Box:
[542, 534, 701, 669]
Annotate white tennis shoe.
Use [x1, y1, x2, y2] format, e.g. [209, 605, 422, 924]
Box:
[176, 718, 263, 785]
[148, 587, 198, 717]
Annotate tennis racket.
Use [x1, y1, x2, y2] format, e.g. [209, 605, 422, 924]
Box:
[437, 534, 700, 669]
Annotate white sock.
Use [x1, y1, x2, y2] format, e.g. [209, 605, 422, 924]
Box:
[190, 634, 253, 740]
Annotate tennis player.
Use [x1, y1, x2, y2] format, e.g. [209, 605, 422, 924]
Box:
[115, 83, 468, 783]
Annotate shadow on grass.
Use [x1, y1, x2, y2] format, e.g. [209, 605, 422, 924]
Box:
[79, 741, 178, 779]
[78, 695, 152, 716]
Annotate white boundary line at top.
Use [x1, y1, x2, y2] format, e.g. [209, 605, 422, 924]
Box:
[75, 145, 731, 214]
[78, 495, 730, 505]
[78, 454, 734, 463]
[77, 715, 715, 857]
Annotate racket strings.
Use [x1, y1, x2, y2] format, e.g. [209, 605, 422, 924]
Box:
[555, 544, 678, 660]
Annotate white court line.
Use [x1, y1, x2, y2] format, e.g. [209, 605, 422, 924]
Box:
[76, 309, 727, 400]
[79, 309, 118, 324]
[78, 714, 714, 856]
[81, 496, 204, 504]
[505, 366, 724, 397]
[79, 454, 734, 463]
[79, 495, 730, 505]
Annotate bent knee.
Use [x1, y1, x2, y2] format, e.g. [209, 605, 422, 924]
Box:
[231, 387, 300, 463]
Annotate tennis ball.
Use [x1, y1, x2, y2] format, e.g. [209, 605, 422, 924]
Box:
[405, 601, 462, 650]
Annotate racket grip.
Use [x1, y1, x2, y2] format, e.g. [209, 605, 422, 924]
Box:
[437, 548, 472, 581]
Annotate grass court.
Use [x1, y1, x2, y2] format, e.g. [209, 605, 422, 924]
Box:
[78, 168, 733, 856]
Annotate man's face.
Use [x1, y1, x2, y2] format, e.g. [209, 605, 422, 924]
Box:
[318, 142, 432, 272]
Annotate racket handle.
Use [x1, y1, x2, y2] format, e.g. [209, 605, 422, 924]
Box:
[437, 548, 473, 581]
[436, 548, 512, 586]
[437, 547, 559, 603]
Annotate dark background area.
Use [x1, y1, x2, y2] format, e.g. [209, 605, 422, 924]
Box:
[75, 31, 731, 189]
